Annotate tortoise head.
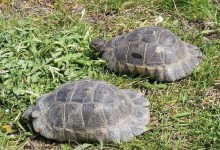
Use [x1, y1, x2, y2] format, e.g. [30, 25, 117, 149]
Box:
[89, 39, 106, 53]
[22, 106, 34, 122]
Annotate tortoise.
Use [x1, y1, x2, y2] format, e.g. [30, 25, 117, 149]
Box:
[90, 26, 202, 81]
[22, 79, 150, 143]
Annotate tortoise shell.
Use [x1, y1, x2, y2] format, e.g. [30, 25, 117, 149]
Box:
[22, 79, 150, 142]
[90, 26, 202, 81]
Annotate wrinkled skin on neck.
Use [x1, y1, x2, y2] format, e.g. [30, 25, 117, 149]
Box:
[89, 39, 106, 53]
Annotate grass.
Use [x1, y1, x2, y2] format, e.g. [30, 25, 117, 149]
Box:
[0, 0, 219, 149]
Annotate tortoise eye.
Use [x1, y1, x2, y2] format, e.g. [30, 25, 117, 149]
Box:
[131, 52, 142, 59]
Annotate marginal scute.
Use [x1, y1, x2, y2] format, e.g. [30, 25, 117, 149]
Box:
[86, 130, 97, 143]
[95, 128, 108, 141]
[51, 127, 64, 141]
[155, 66, 165, 81]
[117, 61, 125, 72]
[185, 43, 202, 58]
[126, 117, 145, 136]
[181, 61, 193, 75]
[32, 116, 47, 134]
[41, 123, 54, 139]
[75, 129, 88, 142]
[136, 66, 145, 74]
[145, 66, 155, 77]
[126, 63, 136, 73]
[188, 48, 202, 58]
[65, 128, 77, 141]
[119, 122, 134, 142]
[189, 55, 200, 67]
[123, 64, 131, 73]
[32, 115, 55, 140]
[173, 63, 186, 80]
[107, 126, 120, 142]
[132, 107, 150, 124]
[164, 66, 176, 81]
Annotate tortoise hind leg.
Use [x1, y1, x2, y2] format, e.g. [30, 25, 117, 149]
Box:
[185, 43, 202, 58]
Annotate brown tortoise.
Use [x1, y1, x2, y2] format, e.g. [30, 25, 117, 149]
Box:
[90, 26, 202, 81]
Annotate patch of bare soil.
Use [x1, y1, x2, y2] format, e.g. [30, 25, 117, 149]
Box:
[21, 136, 78, 150]
[0, 0, 85, 19]
[0, 0, 54, 18]
[202, 79, 220, 108]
